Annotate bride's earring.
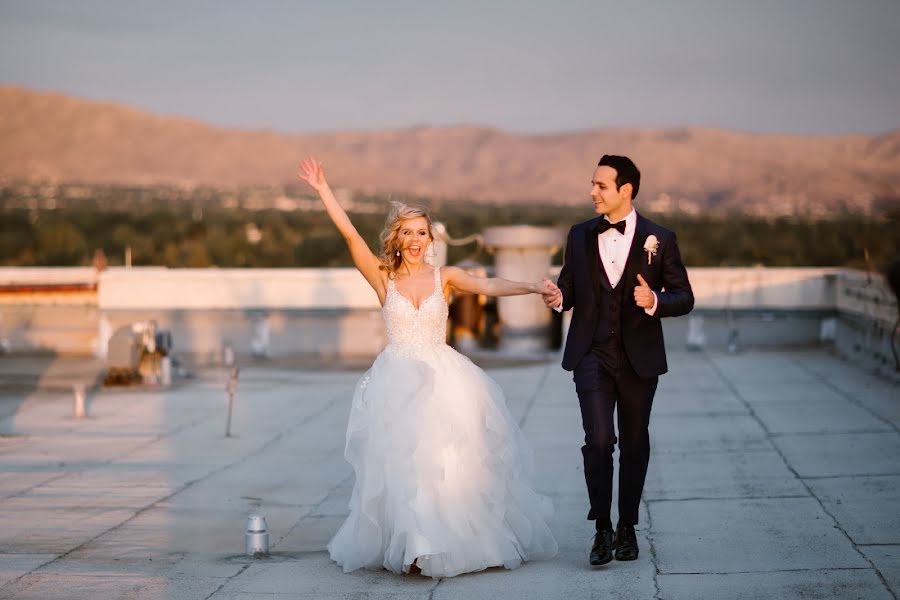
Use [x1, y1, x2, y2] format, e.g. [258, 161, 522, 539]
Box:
[396, 250, 401, 257]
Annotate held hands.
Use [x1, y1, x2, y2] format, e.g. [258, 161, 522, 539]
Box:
[297, 156, 328, 192]
[634, 274, 655, 309]
[535, 275, 653, 311]
[537, 276, 652, 310]
[540, 279, 563, 310]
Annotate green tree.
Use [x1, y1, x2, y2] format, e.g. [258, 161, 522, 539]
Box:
[35, 221, 88, 265]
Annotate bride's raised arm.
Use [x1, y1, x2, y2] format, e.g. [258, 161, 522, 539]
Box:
[297, 156, 386, 300]
[442, 265, 555, 298]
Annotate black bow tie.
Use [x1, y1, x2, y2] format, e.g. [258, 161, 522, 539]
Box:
[594, 220, 626, 235]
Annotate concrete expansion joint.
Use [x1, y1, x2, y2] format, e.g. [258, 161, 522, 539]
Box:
[427, 576, 443, 600]
[859, 543, 900, 547]
[270, 471, 353, 552]
[2, 413, 208, 504]
[1, 472, 68, 502]
[787, 473, 896, 599]
[704, 352, 898, 600]
[2, 352, 895, 597]
[642, 498, 662, 600]
[0, 413, 221, 589]
[213, 395, 345, 553]
[516, 362, 555, 429]
[770, 428, 894, 437]
[661, 566, 876, 575]
[802, 472, 900, 480]
[791, 358, 900, 435]
[1, 390, 342, 593]
[645, 493, 810, 503]
[203, 563, 251, 600]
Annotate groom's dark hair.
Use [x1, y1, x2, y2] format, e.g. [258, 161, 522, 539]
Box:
[598, 155, 640, 199]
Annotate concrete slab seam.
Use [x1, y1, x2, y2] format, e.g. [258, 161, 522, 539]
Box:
[642, 497, 662, 600]
[427, 576, 443, 600]
[204, 563, 251, 600]
[0, 393, 341, 594]
[792, 357, 900, 435]
[517, 362, 555, 429]
[769, 428, 894, 438]
[659, 566, 879, 576]
[1, 413, 210, 505]
[0, 472, 70, 502]
[704, 352, 899, 600]
[269, 472, 353, 552]
[802, 472, 900, 480]
[645, 494, 810, 503]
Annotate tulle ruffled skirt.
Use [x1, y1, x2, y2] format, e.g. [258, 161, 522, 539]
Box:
[327, 344, 558, 578]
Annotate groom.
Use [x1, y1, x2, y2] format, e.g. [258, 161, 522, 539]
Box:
[543, 155, 693, 565]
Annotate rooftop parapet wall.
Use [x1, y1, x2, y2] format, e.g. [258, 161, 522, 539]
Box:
[0, 266, 886, 316]
[685, 267, 839, 311]
[0, 267, 896, 371]
[835, 269, 897, 326]
[97, 268, 381, 311]
[94, 267, 870, 313]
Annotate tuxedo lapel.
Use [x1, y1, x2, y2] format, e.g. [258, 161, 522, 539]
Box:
[584, 219, 610, 298]
[622, 213, 649, 288]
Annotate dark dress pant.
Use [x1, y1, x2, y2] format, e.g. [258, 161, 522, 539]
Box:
[574, 338, 658, 527]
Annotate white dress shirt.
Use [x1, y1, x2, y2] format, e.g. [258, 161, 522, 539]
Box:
[599, 209, 657, 315]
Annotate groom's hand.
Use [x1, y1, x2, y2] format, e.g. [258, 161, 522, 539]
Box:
[634, 274, 655, 309]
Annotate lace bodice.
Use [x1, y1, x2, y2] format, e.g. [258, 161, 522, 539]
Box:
[383, 267, 448, 354]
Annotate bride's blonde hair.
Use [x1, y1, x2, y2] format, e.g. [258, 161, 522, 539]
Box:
[379, 201, 434, 274]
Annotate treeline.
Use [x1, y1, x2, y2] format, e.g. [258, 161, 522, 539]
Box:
[1, 194, 897, 270]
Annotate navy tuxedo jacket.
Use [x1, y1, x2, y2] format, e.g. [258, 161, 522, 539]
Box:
[556, 213, 694, 378]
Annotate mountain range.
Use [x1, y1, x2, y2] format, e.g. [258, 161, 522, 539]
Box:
[1, 85, 897, 217]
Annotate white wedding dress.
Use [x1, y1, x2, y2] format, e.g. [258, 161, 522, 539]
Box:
[327, 267, 558, 578]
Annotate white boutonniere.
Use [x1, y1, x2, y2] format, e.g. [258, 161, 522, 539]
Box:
[643, 235, 659, 264]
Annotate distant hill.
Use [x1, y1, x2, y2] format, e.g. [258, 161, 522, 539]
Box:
[1, 85, 897, 217]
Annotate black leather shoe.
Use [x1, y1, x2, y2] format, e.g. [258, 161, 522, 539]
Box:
[613, 524, 639, 561]
[590, 527, 614, 566]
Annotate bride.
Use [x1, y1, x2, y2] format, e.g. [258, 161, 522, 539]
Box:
[297, 157, 558, 578]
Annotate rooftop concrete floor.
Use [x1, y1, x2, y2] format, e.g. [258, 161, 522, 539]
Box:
[0, 349, 897, 600]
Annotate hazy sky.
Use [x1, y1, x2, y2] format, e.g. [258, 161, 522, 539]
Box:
[1, 0, 898, 135]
